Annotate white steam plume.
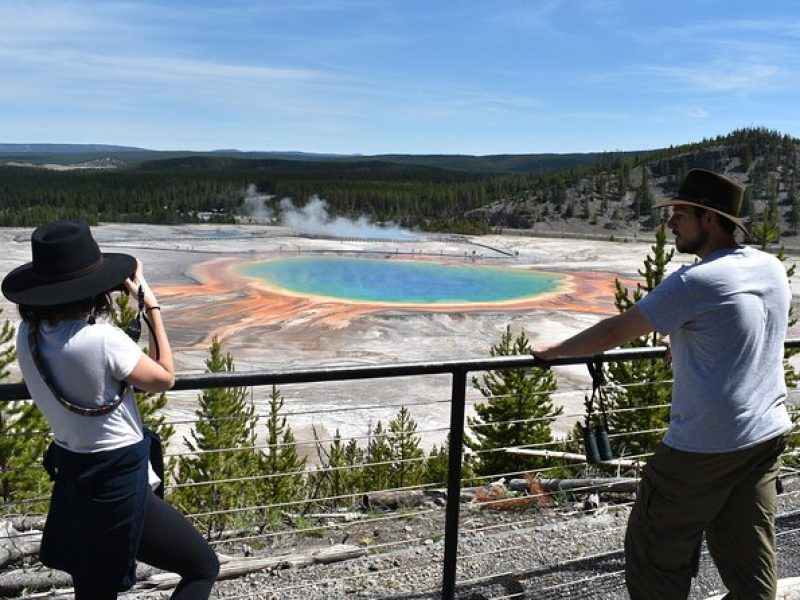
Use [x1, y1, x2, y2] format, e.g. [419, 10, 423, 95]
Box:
[280, 196, 421, 241]
[240, 184, 273, 221]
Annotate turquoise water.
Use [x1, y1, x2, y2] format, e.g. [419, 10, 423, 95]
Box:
[239, 257, 563, 304]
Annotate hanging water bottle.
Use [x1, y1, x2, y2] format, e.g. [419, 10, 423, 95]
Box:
[581, 422, 601, 464]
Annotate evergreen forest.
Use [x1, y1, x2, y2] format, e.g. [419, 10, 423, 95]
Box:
[2, 127, 800, 240]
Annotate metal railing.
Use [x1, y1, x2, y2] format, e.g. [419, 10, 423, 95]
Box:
[1, 341, 799, 599]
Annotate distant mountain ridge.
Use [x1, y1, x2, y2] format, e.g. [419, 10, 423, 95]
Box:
[0, 143, 651, 175]
[0, 143, 147, 153]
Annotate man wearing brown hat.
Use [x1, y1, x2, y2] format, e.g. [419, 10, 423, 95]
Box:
[533, 169, 792, 599]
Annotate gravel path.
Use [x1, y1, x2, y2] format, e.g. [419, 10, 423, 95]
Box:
[194, 478, 800, 600]
[5, 479, 798, 599]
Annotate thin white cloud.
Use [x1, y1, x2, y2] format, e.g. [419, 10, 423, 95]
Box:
[0, 47, 320, 88]
[486, 0, 566, 32]
[582, 0, 622, 13]
[562, 110, 629, 121]
[686, 108, 710, 119]
[642, 63, 784, 93]
[653, 17, 800, 43]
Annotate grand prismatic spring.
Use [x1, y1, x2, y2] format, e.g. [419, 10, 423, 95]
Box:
[238, 257, 565, 305]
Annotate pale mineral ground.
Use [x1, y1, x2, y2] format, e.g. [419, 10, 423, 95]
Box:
[2, 224, 797, 456]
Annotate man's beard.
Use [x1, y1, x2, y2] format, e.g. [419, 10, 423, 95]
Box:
[675, 227, 709, 254]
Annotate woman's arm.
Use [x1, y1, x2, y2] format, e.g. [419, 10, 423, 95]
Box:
[123, 260, 175, 392]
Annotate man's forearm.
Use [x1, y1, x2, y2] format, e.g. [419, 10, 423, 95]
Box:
[538, 319, 620, 360]
[535, 306, 654, 362]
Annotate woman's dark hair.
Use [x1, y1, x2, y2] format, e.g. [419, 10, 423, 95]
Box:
[19, 293, 115, 323]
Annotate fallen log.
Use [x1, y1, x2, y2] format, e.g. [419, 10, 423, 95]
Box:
[0, 568, 72, 598]
[312, 543, 368, 564]
[509, 477, 639, 494]
[0, 521, 42, 568]
[291, 512, 369, 522]
[111, 544, 367, 591]
[8, 516, 46, 532]
[505, 447, 644, 469]
[0, 544, 369, 596]
[362, 489, 445, 510]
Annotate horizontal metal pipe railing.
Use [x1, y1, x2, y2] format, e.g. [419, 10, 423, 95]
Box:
[4, 340, 800, 401]
[1, 338, 799, 599]
[3, 341, 799, 400]
[0, 346, 669, 401]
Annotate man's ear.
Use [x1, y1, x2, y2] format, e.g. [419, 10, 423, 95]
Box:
[701, 209, 717, 229]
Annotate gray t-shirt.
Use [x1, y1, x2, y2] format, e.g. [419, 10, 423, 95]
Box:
[637, 245, 792, 453]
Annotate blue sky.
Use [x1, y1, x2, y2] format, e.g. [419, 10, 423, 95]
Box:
[2, 0, 800, 154]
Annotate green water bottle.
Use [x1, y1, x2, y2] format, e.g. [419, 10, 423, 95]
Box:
[581, 423, 601, 465]
[595, 422, 613, 462]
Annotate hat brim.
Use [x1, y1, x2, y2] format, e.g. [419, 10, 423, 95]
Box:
[1, 253, 136, 306]
[652, 198, 750, 238]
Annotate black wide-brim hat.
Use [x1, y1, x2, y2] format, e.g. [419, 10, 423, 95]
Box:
[1, 220, 136, 306]
[652, 168, 749, 237]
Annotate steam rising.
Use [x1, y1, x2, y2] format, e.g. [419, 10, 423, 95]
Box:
[280, 195, 421, 241]
[239, 184, 420, 240]
[240, 184, 273, 221]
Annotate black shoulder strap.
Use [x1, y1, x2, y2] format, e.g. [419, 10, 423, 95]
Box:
[28, 320, 128, 417]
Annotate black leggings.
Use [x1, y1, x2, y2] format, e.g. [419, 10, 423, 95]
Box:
[74, 491, 219, 599]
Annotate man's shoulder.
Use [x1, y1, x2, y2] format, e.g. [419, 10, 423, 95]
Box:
[687, 245, 780, 273]
[680, 245, 787, 293]
[739, 244, 777, 260]
[738, 246, 787, 276]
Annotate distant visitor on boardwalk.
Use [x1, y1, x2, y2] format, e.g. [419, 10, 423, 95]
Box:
[1, 220, 219, 599]
[533, 169, 792, 600]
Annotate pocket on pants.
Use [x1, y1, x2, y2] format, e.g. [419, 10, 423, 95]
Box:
[633, 471, 698, 573]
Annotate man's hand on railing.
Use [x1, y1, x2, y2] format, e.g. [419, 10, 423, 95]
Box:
[530, 348, 553, 368]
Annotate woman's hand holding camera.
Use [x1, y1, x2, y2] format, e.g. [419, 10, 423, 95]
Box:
[122, 258, 175, 390]
[124, 259, 159, 310]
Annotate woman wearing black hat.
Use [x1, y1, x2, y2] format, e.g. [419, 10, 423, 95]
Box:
[2, 220, 219, 599]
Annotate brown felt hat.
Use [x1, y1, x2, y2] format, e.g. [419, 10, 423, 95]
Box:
[652, 169, 749, 237]
[1, 220, 136, 307]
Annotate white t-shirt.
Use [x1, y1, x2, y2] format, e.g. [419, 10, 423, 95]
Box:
[17, 319, 145, 453]
[637, 245, 792, 452]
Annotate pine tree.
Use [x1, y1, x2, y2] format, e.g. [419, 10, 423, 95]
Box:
[604, 225, 673, 458]
[172, 337, 265, 536]
[309, 429, 361, 508]
[752, 201, 781, 248]
[385, 406, 424, 489]
[633, 167, 652, 222]
[422, 443, 449, 486]
[422, 434, 476, 486]
[740, 187, 754, 220]
[466, 326, 560, 477]
[789, 200, 800, 235]
[309, 428, 348, 508]
[0, 311, 51, 511]
[344, 438, 365, 493]
[363, 421, 392, 490]
[263, 385, 306, 519]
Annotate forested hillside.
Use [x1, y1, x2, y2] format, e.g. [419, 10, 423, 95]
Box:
[468, 128, 800, 241]
[0, 158, 500, 230]
[0, 128, 797, 240]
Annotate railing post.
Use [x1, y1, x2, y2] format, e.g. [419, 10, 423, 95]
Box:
[442, 367, 468, 600]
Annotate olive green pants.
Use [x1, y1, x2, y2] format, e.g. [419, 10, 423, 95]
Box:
[624, 435, 786, 600]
